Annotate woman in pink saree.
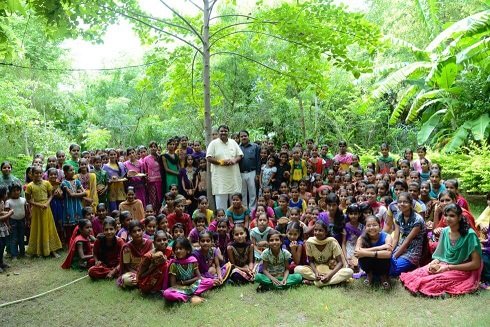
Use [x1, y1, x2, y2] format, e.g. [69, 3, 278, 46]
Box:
[400, 204, 482, 297]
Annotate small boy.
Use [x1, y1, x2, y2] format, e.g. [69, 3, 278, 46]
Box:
[6, 183, 28, 260]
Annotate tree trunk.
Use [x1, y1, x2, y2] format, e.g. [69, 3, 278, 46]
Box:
[298, 94, 306, 141]
[203, 0, 215, 209]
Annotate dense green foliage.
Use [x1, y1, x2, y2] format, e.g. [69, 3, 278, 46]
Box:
[0, 0, 489, 191]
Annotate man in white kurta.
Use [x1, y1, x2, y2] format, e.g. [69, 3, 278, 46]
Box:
[206, 125, 243, 210]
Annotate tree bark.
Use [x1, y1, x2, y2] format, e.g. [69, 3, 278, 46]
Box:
[203, 0, 215, 209]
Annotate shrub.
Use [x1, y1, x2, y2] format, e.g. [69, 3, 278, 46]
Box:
[430, 142, 490, 194]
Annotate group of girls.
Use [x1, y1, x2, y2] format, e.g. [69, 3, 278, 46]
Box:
[1, 138, 489, 301]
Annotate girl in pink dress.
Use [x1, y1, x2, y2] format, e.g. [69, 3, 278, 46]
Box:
[124, 146, 147, 206]
[143, 141, 163, 213]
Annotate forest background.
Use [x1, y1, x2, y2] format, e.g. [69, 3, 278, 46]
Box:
[0, 0, 489, 194]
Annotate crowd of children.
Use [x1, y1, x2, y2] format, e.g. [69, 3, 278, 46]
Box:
[0, 137, 489, 303]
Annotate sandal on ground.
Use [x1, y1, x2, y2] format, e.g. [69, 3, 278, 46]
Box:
[382, 281, 391, 289]
[363, 278, 371, 286]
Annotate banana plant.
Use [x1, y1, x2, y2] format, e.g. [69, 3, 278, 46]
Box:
[372, 10, 490, 152]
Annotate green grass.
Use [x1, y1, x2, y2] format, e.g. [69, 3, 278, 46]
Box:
[1, 256, 489, 327]
[2, 198, 488, 327]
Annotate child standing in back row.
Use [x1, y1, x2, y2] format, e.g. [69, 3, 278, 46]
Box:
[26, 166, 63, 258]
[0, 185, 14, 272]
[6, 183, 28, 260]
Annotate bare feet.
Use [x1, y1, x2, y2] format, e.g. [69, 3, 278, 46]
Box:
[190, 296, 205, 305]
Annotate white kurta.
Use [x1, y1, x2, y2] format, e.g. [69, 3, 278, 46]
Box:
[206, 138, 243, 195]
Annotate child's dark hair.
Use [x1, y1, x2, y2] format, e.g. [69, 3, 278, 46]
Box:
[278, 194, 289, 202]
[82, 206, 93, 218]
[216, 208, 226, 216]
[359, 202, 373, 215]
[445, 178, 459, 190]
[230, 224, 250, 243]
[289, 207, 300, 215]
[47, 167, 58, 177]
[198, 230, 213, 241]
[217, 217, 230, 229]
[346, 203, 361, 223]
[154, 230, 168, 242]
[325, 193, 344, 233]
[97, 203, 106, 211]
[231, 192, 242, 200]
[361, 215, 381, 247]
[120, 210, 131, 221]
[172, 222, 185, 233]
[62, 164, 73, 173]
[128, 219, 143, 233]
[393, 180, 408, 191]
[144, 215, 157, 226]
[266, 229, 282, 242]
[103, 217, 116, 228]
[438, 190, 457, 202]
[77, 219, 91, 233]
[193, 213, 207, 225]
[156, 213, 167, 226]
[172, 237, 192, 253]
[197, 195, 208, 204]
[286, 221, 304, 241]
[110, 210, 120, 218]
[8, 182, 22, 194]
[444, 204, 470, 236]
[314, 220, 330, 237]
[164, 192, 175, 200]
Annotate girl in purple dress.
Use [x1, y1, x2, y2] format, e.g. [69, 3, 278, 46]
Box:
[192, 231, 232, 285]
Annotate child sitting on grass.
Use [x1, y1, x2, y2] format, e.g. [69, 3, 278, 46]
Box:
[163, 237, 214, 304]
[255, 230, 303, 291]
[88, 217, 125, 279]
[61, 219, 96, 270]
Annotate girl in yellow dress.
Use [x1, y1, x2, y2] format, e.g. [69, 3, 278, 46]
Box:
[26, 166, 62, 257]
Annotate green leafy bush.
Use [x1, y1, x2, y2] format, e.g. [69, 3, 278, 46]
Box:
[430, 142, 490, 194]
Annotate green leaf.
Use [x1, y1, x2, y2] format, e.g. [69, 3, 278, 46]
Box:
[389, 85, 417, 125]
[470, 113, 490, 140]
[417, 109, 446, 144]
[425, 10, 490, 52]
[6, 0, 25, 14]
[434, 60, 460, 90]
[372, 62, 432, 98]
[443, 122, 471, 153]
[455, 37, 490, 64]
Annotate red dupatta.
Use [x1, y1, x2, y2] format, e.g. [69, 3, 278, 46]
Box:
[61, 231, 93, 269]
[118, 239, 153, 275]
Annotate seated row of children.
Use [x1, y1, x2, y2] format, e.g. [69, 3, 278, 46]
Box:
[60, 182, 490, 301]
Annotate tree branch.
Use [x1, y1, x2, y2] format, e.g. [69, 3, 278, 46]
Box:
[121, 7, 193, 33]
[209, 21, 277, 39]
[187, 0, 203, 11]
[158, 0, 204, 44]
[209, 0, 218, 14]
[209, 14, 257, 21]
[213, 81, 234, 107]
[209, 29, 313, 50]
[106, 7, 203, 55]
[190, 49, 201, 107]
[210, 51, 319, 87]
